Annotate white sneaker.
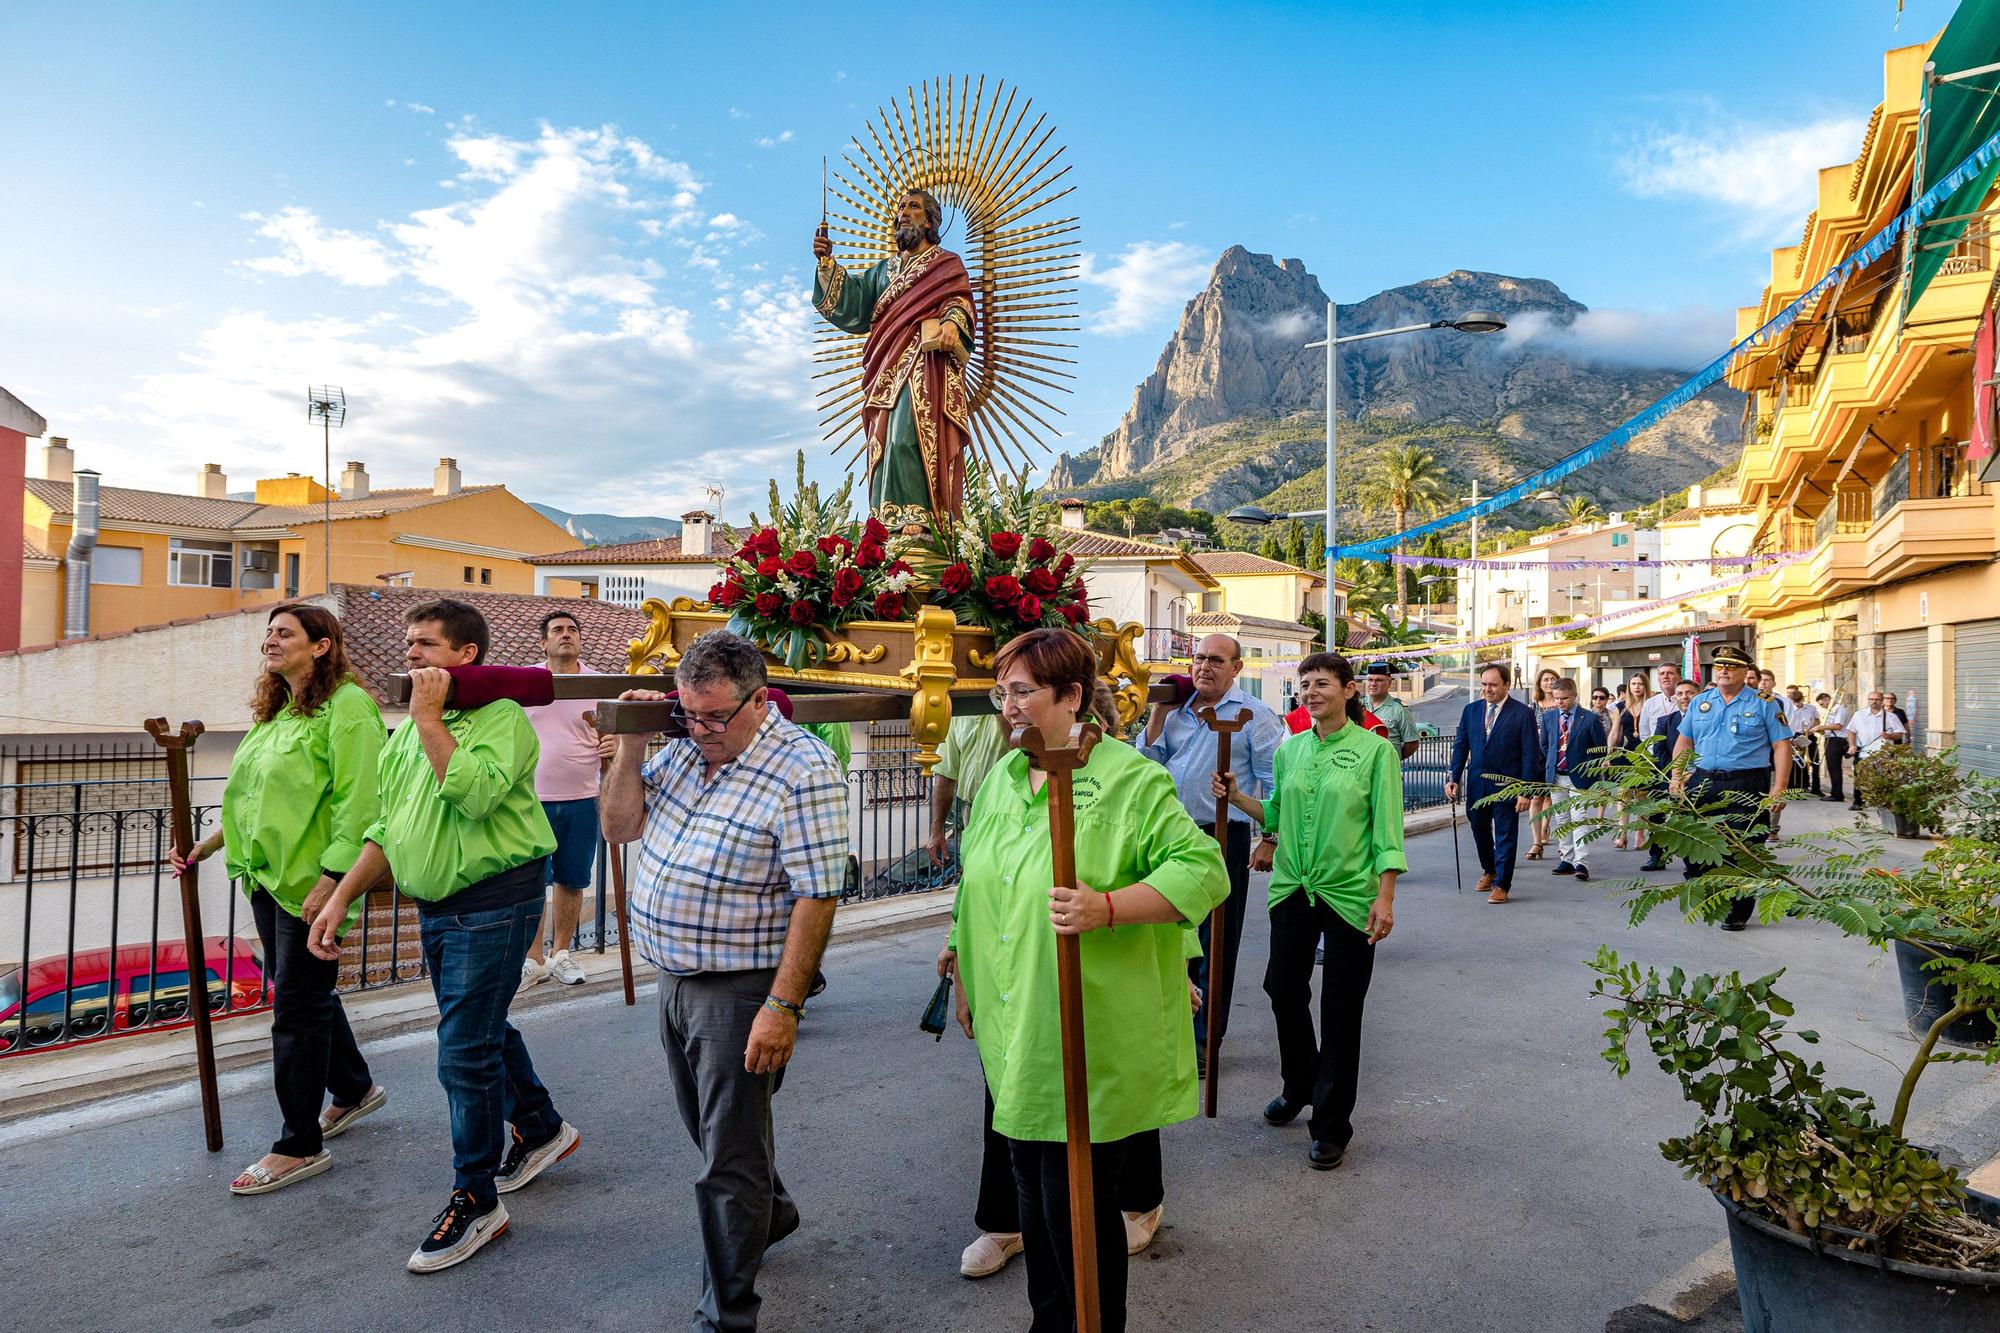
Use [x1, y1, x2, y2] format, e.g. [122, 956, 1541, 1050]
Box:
[518, 957, 547, 992]
[1124, 1205, 1163, 1255]
[959, 1230, 1023, 1278]
[546, 950, 586, 986]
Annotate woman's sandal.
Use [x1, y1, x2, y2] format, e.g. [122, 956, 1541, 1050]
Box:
[1526, 842, 1546, 860]
[320, 1085, 387, 1140]
[230, 1150, 331, 1196]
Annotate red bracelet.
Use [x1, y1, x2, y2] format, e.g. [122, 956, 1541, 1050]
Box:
[1105, 893, 1116, 931]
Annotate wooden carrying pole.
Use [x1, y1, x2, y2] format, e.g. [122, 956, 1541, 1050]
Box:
[1015, 720, 1104, 1333]
[1195, 705, 1252, 1119]
[144, 718, 223, 1152]
[583, 711, 637, 1007]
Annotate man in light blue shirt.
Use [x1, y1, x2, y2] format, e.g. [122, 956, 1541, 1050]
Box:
[1140, 632, 1286, 1065]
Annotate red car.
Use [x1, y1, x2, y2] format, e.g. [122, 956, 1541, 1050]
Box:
[0, 937, 268, 1055]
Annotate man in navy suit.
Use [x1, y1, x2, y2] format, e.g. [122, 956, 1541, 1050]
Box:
[1447, 662, 1542, 904]
[1641, 678, 1697, 870]
[1539, 677, 1608, 882]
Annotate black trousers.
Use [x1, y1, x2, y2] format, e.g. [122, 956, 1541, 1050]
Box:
[1823, 735, 1849, 801]
[1010, 1135, 1132, 1333]
[1682, 768, 1767, 928]
[1192, 820, 1252, 1051]
[1263, 892, 1376, 1146]
[975, 1091, 1162, 1232]
[251, 889, 372, 1158]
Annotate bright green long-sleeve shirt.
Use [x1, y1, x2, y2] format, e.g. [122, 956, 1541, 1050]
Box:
[363, 700, 557, 902]
[1262, 721, 1408, 931]
[953, 737, 1229, 1144]
[222, 679, 386, 921]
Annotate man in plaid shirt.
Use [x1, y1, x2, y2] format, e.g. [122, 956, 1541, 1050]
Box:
[601, 632, 847, 1331]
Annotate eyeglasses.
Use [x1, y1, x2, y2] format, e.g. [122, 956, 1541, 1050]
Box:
[990, 684, 1053, 708]
[1191, 654, 1235, 667]
[670, 692, 755, 734]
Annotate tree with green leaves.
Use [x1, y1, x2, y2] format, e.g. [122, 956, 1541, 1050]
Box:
[1356, 443, 1450, 613]
[1562, 494, 1606, 526]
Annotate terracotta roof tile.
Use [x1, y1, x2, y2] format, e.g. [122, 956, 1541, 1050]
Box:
[1056, 531, 1189, 559]
[1190, 551, 1325, 581]
[524, 536, 717, 566]
[329, 584, 656, 698]
[1187, 611, 1320, 637]
[22, 536, 55, 560]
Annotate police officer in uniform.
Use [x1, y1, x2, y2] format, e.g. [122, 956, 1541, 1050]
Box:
[1670, 644, 1792, 931]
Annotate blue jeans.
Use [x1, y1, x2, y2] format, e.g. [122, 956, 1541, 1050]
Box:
[420, 900, 562, 1204]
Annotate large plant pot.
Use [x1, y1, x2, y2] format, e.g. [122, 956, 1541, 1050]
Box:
[1895, 938, 1999, 1049]
[1873, 807, 1925, 838]
[1720, 1189, 2000, 1332]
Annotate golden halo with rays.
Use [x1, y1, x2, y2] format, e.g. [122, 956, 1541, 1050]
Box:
[814, 76, 1079, 484]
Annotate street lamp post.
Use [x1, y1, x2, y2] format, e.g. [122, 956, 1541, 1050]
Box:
[1227, 305, 1508, 649]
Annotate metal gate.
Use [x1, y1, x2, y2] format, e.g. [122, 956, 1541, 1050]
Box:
[1955, 620, 2000, 776]
[1883, 629, 1927, 750]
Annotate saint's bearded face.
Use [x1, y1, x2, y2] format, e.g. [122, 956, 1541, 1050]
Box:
[896, 193, 940, 251]
[895, 223, 924, 252]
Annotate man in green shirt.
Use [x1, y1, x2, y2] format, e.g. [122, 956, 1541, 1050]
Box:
[309, 599, 578, 1275]
[925, 712, 1010, 868]
[1362, 661, 1420, 761]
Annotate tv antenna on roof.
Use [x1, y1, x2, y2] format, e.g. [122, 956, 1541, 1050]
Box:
[307, 386, 346, 595]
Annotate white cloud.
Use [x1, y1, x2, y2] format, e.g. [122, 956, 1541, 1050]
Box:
[1079, 240, 1210, 335]
[728, 107, 750, 120]
[240, 207, 399, 286]
[94, 121, 832, 516]
[754, 130, 794, 149]
[1500, 305, 1735, 370]
[1616, 110, 1867, 244]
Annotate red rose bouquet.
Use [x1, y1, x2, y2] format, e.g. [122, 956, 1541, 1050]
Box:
[709, 455, 916, 669]
[919, 464, 1092, 643]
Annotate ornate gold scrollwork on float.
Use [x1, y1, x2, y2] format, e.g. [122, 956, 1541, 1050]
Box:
[967, 646, 996, 669]
[902, 605, 960, 771]
[823, 640, 887, 665]
[627, 597, 693, 674]
[1090, 618, 1151, 730]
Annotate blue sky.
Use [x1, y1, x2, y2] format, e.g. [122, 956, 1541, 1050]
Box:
[0, 0, 1964, 520]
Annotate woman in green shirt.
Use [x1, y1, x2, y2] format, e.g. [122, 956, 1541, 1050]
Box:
[1217, 651, 1405, 1172]
[174, 604, 387, 1196]
[953, 627, 1228, 1333]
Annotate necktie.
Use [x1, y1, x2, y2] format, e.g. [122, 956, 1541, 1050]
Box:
[1484, 701, 1498, 736]
[1558, 710, 1571, 773]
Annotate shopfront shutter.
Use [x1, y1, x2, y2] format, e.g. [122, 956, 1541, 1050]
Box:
[1955, 620, 2000, 776]
[1883, 629, 1928, 751]
[1792, 642, 1827, 697]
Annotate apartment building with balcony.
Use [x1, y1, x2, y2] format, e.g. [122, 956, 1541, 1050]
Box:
[1729, 19, 2000, 773]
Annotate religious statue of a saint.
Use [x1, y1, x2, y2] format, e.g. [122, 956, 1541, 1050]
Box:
[811, 188, 975, 526]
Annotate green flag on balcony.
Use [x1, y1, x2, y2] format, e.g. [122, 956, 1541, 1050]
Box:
[1907, 4, 2000, 313]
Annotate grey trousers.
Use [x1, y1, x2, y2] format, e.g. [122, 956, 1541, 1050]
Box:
[658, 967, 797, 1333]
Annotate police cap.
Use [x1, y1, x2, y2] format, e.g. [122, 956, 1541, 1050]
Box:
[1709, 643, 1755, 669]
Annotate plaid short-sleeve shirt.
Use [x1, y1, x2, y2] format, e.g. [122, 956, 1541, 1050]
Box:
[632, 707, 849, 975]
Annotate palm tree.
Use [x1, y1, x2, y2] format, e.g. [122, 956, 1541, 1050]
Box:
[1356, 444, 1450, 614]
[1562, 494, 1606, 526]
[1335, 557, 1395, 626]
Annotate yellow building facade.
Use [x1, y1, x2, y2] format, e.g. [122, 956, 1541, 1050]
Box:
[1731, 35, 2000, 772]
[20, 453, 580, 646]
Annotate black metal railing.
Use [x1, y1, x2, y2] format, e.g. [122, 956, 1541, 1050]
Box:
[1403, 732, 1455, 812]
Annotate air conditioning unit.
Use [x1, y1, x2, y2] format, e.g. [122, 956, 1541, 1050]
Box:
[242, 550, 274, 571]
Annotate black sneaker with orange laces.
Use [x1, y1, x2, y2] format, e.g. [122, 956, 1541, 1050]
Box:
[407, 1189, 508, 1274]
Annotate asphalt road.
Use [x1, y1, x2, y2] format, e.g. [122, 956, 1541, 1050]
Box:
[2, 800, 1994, 1333]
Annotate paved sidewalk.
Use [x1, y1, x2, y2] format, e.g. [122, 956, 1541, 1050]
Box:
[0, 801, 1992, 1332]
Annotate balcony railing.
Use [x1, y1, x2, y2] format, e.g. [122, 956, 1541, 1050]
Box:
[1143, 627, 1195, 661]
[1873, 439, 1973, 521]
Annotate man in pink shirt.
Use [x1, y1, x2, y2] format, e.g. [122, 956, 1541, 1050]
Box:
[521, 610, 615, 989]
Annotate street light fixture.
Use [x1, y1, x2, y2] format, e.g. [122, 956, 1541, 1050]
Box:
[1223, 306, 1508, 648]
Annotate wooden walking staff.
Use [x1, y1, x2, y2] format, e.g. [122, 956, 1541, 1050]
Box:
[583, 711, 637, 1008]
[144, 718, 223, 1152]
[1195, 704, 1252, 1119]
[1015, 719, 1105, 1333]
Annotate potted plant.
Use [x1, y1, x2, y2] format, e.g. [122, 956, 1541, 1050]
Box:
[710, 456, 916, 670]
[1495, 753, 2000, 1330]
[1855, 744, 1965, 838]
[918, 464, 1093, 644]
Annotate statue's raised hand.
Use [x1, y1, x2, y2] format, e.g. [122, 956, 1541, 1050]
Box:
[812, 228, 831, 260]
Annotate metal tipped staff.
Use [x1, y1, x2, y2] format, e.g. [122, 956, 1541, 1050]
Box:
[1449, 793, 1464, 895]
[583, 711, 637, 1007]
[1194, 703, 1251, 1118]
[145, 717, 223, 1152]
[1015, 719, 1104, 1333]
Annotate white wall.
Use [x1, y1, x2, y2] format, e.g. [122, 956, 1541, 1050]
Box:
[535, 563, 719, 606]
